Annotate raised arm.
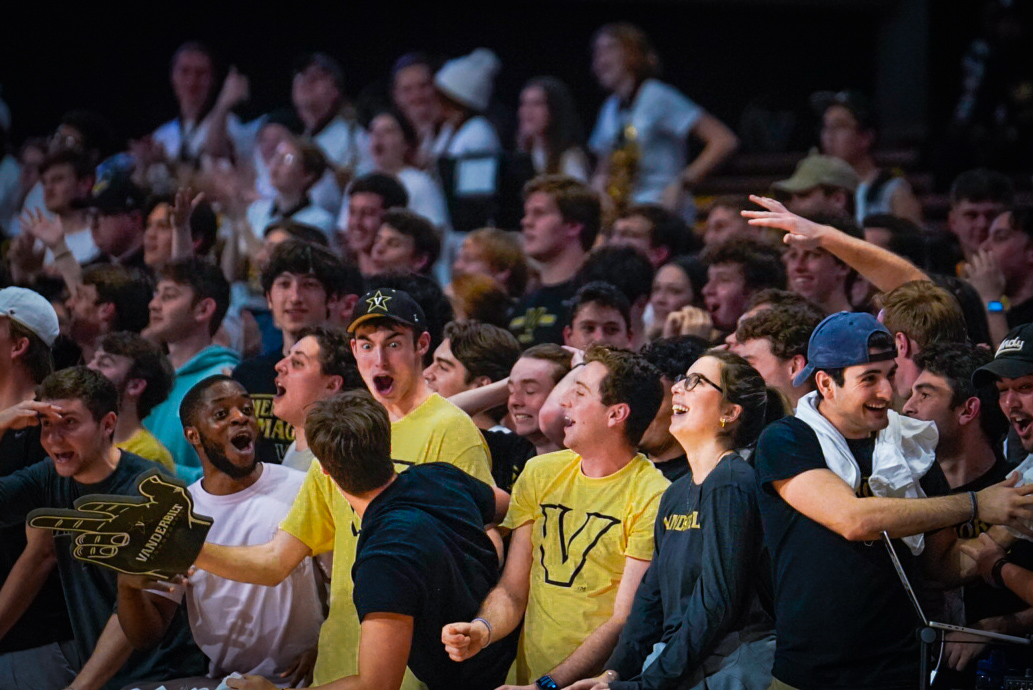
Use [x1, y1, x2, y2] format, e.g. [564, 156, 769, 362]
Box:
[743, 195, 927, 292]
[195, 528, 311, 586]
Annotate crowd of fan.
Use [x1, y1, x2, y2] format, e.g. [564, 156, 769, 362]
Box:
[1, 18, 1033, 690]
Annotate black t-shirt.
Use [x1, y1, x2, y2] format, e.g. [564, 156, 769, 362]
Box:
[926, 455, 1033, 623]
[482, 428, 536, 494]
[754, 416, 918, 690]
[1007, 295, 1033, 329]
[353, 463, 517, 690]
[232, 351, 292, 464]
[0, 451, 205, 690]
[0, 425, 73, 654]
[651, 454, 690, 483]
[607, 454, 773, 690]
[508, 280, 577, 348]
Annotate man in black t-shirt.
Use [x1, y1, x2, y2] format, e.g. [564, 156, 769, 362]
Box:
[754, 312, 1033, 690]
[225, 389, 511, 690]
[902, 342, 1033, 680]
[0, 367, 203, 690]
[232, 240, 361, 464]
[509, 176, 601, 348]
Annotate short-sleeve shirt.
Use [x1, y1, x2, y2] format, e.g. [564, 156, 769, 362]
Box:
[589, 79, 701, 203]
[754, 416, 918, 689]
[501, 449, 669, 683]
[280, 393, 493, 687]
[353, 463, 512, 690]
[119, 427, 175, 472]
[0, 451, 205, 690]
[508, 279, 577, 348]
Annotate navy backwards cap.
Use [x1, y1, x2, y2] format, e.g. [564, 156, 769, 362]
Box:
[347, 288, 426, 334]
[792, 311, 895, 388]
[972, 322, 1033, 388]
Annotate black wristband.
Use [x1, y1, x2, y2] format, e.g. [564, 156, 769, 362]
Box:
[535, 675, 560, 690]
[991, 557, 1010, 589]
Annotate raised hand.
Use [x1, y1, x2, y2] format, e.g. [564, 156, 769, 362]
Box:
[0, 400, 61, 433]
[20, 208, 65, 249]
[215, 67, 250, 112]
[973, 473, 1033, 538]
[741, 195, 828, 250]
[962, 249, 1006, 303]
[28, 470, 213, 578]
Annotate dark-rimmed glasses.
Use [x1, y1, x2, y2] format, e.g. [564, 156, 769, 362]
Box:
[673, 372, 723, 394]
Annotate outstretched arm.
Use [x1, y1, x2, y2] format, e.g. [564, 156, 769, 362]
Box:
[777, 469, 1033, 542]
[743, 195, 927, 292]
[195, 528, 311, 586]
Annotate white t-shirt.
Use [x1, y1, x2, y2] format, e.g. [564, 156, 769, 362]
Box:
[530, 145, 590, 183]
[589, 79, 702, 203]
[186, 463, 325, 680]
[42, 224, 100, 265]
[246, 198, 336, 240]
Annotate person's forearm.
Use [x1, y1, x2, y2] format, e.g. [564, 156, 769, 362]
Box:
[986, 311, 1009, 349]
[196, 541, 295, 585]
[71, 614, 133, 690]
[1000, 563, 1033, 607]
[548, 616, 626, 686]
[115, 583, 169, 649]
[49, 237, 83, 296]
[836, 493, 971, 542]
[682, 132, 738, 186]
[449, 379, 509, 417]
[0, 531, 56, 640]
[475, 581, 529, 644]
[203, 106, 234, 160]
[820, 229, 927, 292]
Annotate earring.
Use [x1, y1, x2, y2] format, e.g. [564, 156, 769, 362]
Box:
[720, 419, 726, 428]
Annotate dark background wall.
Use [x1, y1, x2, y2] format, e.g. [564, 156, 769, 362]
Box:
[0, 1, 987, 157]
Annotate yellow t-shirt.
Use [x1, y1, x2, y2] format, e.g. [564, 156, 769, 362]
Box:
[501, 449, 669, 684]
[118, 428, 175, 472]
[280, 393, 493, 687]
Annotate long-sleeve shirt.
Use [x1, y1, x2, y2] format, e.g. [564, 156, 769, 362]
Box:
[606, 453, 773, 690]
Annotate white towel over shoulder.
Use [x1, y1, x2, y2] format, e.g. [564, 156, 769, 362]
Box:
[795, 391, 938, 554]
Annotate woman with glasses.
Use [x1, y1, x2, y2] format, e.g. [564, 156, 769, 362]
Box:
[567, 349, 784, 690]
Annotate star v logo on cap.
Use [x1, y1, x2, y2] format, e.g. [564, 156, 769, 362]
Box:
[347, 288, 427, 334]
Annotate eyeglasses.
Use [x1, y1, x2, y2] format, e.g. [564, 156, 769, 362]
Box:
[673, 372, 723, 394]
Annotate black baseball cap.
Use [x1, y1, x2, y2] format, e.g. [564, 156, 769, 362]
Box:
[973, 323, 1033, 387]
[75, 167, 145, 214]
[347, 288, 426, 334]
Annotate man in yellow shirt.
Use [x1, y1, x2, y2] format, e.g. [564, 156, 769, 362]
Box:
[443, 345, 670, 689]
[87, 331, 175, 471]
[195, 288, 499, 687]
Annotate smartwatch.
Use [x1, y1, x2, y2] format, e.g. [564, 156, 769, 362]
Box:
[535, 675, 560, 690]
[987, 300, 1006, 313]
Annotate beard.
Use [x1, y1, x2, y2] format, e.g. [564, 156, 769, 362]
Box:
[200, 433, 257, 480]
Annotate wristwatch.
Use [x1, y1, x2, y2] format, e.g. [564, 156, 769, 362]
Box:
[535, 675, 560, 690]
[987, 296, 1010, 313]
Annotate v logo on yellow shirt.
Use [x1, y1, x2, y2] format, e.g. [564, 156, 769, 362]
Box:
[539, 503, 620, 587]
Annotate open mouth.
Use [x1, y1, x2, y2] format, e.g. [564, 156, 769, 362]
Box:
[672, 404, 688, 415]
[230, 430, 254, 452]
[273, 381, 286, 398]
[52, 451, 74, 464]
[1013, 416, 1033, 436]
[373, 375, 395, 395]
